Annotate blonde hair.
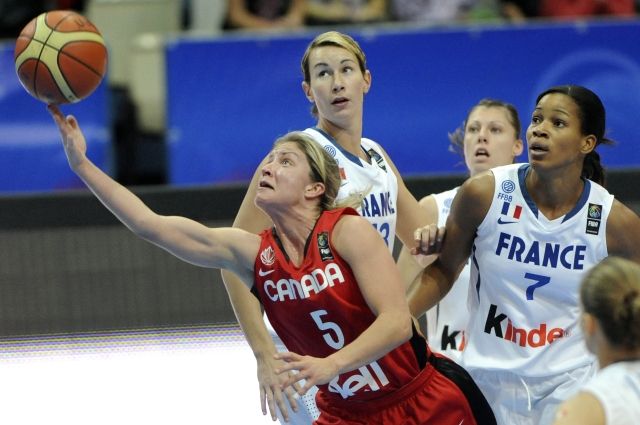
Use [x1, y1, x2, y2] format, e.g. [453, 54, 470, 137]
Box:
[300, 31, 368, 118]
[581, 256, 640, 350]
[273, 132, 363, 211]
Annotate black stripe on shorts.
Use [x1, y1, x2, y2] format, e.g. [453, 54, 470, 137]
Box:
[429, 354, 497, 425]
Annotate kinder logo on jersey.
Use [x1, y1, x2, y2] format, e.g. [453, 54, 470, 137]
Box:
[586, 203, 602, 235]
[484, 304, 568, 348]
[260, 246, 276, 266]
[263, 262, 346, 302]
[440, 325, 466, 352]
[318, 232, 334, 261]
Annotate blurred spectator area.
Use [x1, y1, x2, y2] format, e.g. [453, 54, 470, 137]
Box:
[85, 0, 228, 185]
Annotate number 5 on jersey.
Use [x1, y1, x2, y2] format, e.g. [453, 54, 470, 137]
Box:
[310, 309, 345, 349]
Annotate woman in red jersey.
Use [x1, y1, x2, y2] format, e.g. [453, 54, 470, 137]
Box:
[49, 105, 495, 425]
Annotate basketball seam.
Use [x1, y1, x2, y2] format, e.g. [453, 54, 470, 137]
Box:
[30, 15, 49, 99]
[57, 42, 106, 78]
[46, 12, 85, 101]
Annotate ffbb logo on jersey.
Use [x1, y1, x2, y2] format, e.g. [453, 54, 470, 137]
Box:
[484, 304, 568, 347]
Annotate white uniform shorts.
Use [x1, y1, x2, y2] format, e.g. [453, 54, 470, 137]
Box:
[468, 362, 597, 425]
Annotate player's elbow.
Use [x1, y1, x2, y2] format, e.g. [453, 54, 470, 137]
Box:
[385, 310, 414, 346]
[129, 215, 162, 243]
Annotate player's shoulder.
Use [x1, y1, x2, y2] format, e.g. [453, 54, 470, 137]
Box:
[606, 198, 640, 260]
[361, 137, 387, 157]
[331, 210, 374, 240]
[460, 169, 495, 199]
[608, 198, 639, 228]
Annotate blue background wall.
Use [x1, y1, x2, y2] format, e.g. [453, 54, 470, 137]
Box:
[0, 43, 110, 193]
[2, 20, 640, 192]
[166, 21, 640, 186]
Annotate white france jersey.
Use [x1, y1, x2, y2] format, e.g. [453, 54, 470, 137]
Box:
[426, 187, 470, 362]
[462, 163, 613, 377]
[581, 360, 640, 425]
[304, 127, 399, 252]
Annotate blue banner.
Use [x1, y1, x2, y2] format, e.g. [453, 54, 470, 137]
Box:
[0, 42, 110, 193]
[166, 21, 640, 186]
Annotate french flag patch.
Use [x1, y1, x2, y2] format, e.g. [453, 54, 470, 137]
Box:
[501, 201, 522, 219]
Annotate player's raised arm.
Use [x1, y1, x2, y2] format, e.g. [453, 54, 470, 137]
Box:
[48, 105, 258, 277]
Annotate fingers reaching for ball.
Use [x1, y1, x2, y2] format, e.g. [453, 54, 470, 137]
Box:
[47, 105, 88, 169]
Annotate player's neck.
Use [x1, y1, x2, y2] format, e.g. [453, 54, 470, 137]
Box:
[317, 120, 362, 156]
[525, 166, 585, 220]
[270, 207, 320, 267]
[598, 345, 640, 369]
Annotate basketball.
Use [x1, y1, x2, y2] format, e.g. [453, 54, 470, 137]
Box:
[14, 10, 108, 104]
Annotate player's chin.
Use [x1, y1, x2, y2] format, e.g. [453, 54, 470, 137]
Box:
[253, 194, 272, 212]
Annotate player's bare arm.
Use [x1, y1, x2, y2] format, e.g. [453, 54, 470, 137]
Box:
[552, 392, 604, 425]
[606, 199, 640, 263]
[396, 195, 440, 290]
[408, 171, 494, 318]
[49, 105, 259, 275]
[379, 146, 442, 254]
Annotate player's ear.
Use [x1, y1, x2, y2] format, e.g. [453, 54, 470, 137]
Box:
[363, 70, 372, 94]
[580, 134, 597, 154]
[305, 182, 325, 199]
[581, 312, 597, 336]
[302, 81, 314, 103]
[512, 138, 524, 157]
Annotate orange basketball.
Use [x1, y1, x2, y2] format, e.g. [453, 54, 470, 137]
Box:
[14, 10, 108, 104]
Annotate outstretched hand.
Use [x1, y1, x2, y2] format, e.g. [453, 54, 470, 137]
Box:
[47, 104, 87, 170]
[274, 351, 339, 396]
[257, 355, 301, 422]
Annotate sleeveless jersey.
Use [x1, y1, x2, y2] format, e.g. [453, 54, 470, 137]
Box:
[253, 208, 425, 403]
[462, 163, 613, 376]
[581, 361, 640, 425]
[426, 187, 470, 361]
[303, 127, 399, 252]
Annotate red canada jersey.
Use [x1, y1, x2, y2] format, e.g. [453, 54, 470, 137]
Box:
[253, 208, 425, 403]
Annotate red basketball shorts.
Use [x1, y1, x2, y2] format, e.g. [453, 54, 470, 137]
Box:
[314, 353, 496, 425]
